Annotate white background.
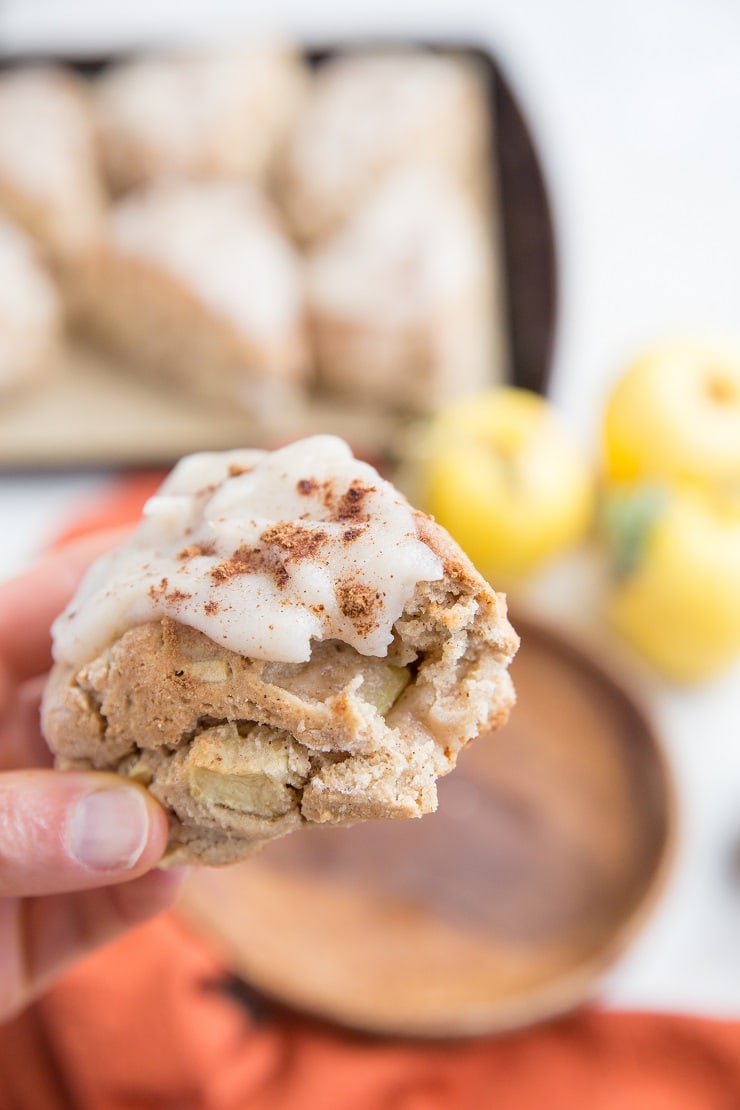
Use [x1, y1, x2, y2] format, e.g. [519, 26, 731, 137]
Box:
[1, 0, 740, 1016]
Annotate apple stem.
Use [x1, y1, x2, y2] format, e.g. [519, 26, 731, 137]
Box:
[706, 375, 738, 405]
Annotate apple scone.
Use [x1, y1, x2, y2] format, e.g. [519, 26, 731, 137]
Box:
[42, 436, 518, 866]
[0, 213, 62, 396]
[95, 41, 307, 193]
[70, 179, 309, 413]
[307, 168, 506, 411]
[0, 66, 105, 261]
[277, 49, 492, 243]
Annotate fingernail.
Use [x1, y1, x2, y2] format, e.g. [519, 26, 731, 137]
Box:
[66, 788, 149, 871]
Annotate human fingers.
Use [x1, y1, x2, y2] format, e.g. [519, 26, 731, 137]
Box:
[0, 526, 133, 683]
[0, 675, 53, 772]
[0, 770, 169, 898]
[0, 867, 185, 1021]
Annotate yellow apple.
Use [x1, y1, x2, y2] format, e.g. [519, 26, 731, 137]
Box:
[414, 387, 595, 581]
[601, 482, 740, 682]
[603, 340, 740, 486]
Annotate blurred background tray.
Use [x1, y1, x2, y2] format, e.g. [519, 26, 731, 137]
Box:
[0, 342, 408, 468]
[180, 613, 675, 1039]
[0, 42, 556, 471]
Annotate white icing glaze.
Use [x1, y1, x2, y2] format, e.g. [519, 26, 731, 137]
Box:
[0, 215, 58, 321]
[0, 67, 96, 201]
[52, 436, 444, 667]
[287, 52, 478, 194]
[97, 42, 303, 178]
[0, 215, 59, 387]
[111, 181, 304, 338]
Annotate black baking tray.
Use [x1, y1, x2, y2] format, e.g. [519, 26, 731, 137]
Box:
[0, 40, 557, 470]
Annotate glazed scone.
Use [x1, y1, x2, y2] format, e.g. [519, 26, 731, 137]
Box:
[0, 66, 106, 261]
[95, 42, 307, 193]
[277, 50, 492, 243]
[71, 179, 309, 412]
[42, 436, 518, 866]
[0, 214, 62, 396]
[307, 168, 506, 410]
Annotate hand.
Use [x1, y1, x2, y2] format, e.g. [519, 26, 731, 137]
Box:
[0, 530, 185, 1022]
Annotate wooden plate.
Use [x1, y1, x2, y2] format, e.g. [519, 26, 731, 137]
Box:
[180, 613, 675, 1038]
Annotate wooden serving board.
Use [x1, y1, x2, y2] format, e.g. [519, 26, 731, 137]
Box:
[179, 614, 675, 1039]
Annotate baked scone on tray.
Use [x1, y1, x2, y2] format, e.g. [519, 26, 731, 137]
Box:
[42, 436, 518, 866]
[95, 41, 307, 193]
[0, 66, 106, 262]
[278, 49, 492, 243]
[0, 213, 62, 397]
[70, 179, 308, 413]
[307, 168, 504, 411]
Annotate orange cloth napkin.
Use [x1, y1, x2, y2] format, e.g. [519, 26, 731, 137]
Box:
[2, 912, 740, 1110]
[4, 472, 739, 1109]
[48, 470, 166, 550]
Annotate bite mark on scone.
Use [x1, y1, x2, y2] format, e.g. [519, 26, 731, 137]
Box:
[45, 569, 516, 867]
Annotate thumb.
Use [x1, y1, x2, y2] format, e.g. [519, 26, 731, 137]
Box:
[0, 770, 169, 897]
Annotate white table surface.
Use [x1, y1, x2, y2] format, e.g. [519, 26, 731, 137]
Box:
[1, 0, 740, 1018]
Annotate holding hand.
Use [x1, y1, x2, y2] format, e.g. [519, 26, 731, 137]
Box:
[0, 531, 184, 1022]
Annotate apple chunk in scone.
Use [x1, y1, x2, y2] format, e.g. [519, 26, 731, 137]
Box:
[42, 436, 518, 866]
